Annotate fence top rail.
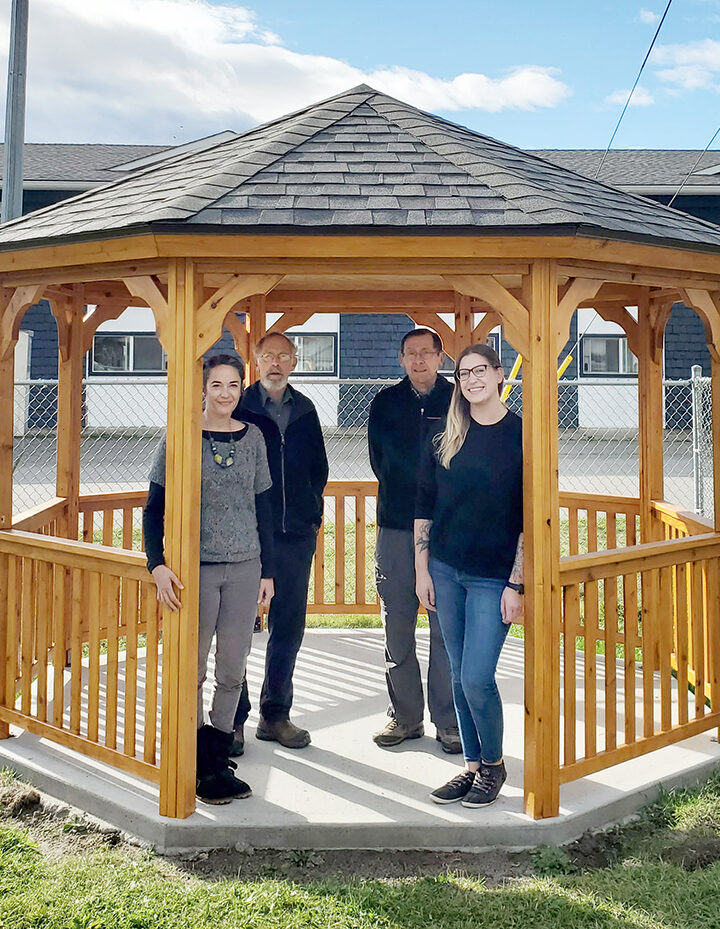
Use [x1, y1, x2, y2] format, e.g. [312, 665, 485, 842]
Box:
[0, 529, 150, 580]
[560, 532, 720, 584]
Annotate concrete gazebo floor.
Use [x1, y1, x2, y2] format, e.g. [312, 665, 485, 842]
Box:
[0, 629, 718, 854]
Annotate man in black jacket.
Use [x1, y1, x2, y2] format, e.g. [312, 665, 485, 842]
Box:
[368, 329, 460, 752]
[233, 333, 328, 750]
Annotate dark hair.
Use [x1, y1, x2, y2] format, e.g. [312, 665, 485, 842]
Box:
[400, 328, 443, 355]
[202, 353, 244, 388]
[453, 343, 504, 396]
[254, 332, 296, 356]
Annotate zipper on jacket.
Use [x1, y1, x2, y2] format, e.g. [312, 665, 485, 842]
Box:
[280, 431, 287, 533]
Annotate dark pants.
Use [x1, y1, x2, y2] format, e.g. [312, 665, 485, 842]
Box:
[235, 531, 317, 725]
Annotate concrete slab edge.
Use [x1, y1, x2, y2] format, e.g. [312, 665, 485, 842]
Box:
[2, 745, 719, 854]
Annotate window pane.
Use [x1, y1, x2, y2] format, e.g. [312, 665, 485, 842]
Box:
[584, 337, 619, 374]
[133, 335, 166, 372]
[620, 340, 638, 375]
[288, 334, 335, 373]
[93, 335, 129, 372]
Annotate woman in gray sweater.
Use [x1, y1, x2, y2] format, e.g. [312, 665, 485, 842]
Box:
[143, 354, 275, 804]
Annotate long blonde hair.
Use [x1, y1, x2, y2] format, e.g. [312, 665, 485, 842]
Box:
[435, 343, 504, 469]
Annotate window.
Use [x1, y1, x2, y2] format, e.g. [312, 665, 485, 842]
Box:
[286, 333, 337, 375]
[91, 333, 167, 374]
[581, 335, 637, 376]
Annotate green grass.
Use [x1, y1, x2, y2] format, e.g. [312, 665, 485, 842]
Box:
[3, 772, 720, 928]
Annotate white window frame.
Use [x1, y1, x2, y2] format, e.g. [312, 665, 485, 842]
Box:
[90, 332, 167, 376]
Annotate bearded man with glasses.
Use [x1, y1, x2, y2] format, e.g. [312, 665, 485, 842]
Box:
[232, 333, 328, 751]
[368, 328, 460, 753]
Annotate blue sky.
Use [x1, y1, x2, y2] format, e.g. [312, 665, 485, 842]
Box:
[1, 0, 719, 149]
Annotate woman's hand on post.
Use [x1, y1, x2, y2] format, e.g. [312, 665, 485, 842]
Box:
[501, 586, 523, 625]
[416, 568, 436, 611]
[258, 578, 274, 607]
[151, 565, 183, 611]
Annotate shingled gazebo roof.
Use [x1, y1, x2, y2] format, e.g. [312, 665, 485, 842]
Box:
[3, 84, 720, 251]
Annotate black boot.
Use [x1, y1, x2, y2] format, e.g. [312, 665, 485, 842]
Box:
[196, 725, 252, 804]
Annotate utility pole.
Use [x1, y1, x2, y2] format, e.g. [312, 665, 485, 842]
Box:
[2, 0, 29, 223]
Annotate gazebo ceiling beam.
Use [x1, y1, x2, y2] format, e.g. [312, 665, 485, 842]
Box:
[81, 302, 134, 355]
[594, 304, 641, 357]
[405, 311, 456, 352]
[0, 284, 47, 361]
[123, 276, 171, 353]
[678, 288, 720, 363]
[195, 274, 284, 360]
[0, 258, 168, 289]
[556, 279, 604, 356]
[558, 260, 720, 292]
[444, 274, 530, 357]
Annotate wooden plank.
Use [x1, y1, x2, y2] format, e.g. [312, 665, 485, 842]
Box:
[306, 603, 382, 614]
[0, 554, 9, 737]
[195, 274, 283, 358]
[623, 573, 639, 744]
[355, 494, 366, 605]
[651, 500, 714, 537]
[675, 562, 690, 726]
[334, 496, 346, 605]
[522, 260, 561, 819]
[445, 273, 530, 356]
[20, 559, 33, 717]
[105, 575, 121, 750]
[562, 584, 579, 765]
[122, 506, 134, 551]
[0, 530, 151, 580]
[11, 497, 68, 532]
[559, 492, 640, 515]
[35, 561, 51, 723]
[78, 490, 148, 511]
[123, 578, 139, 758]
[102, 509, 114, 547]
[69, 568, 82, 734]
[52, 565, 67, 729]
[82, 510, 93, 544]
[603, 574, 618, 752]
[313, 517, 325, 605]
[559, 533, 720, 585]
[0, 705, 160, 783]
[587, 509, 597, 554]
[706, 558, 720, 719]
[638, 291, 665, 544]
[658, 565, 674, 731]
[641, 569, 658, 738]
[87, 572, 101, 742]
[568, 507, 579, 556]
[691, 561, 706, 718]
[55, 286, 84, 541]
[607, 512, 617, 551]
[560, 710, 720, 783]
[583, 579, 598, 759]
[714, 358, 720, 531]
[142, 584, 158, 765]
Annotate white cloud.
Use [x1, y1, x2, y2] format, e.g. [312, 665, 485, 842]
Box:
[0, 0, 571, 143]
[638, 8, 661, 23]
[604, 86, 655, 106]
[652, 38, 720, 89]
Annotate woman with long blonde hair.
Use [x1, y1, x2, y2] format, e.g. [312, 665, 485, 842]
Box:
[414, 343, 524, 809]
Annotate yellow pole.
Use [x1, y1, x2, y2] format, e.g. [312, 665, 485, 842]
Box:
[502, 352, 573, 403]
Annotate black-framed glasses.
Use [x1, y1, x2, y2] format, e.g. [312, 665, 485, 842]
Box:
[454, 363, 499, 382]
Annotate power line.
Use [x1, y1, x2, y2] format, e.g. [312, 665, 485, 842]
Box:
[668, 125, 720, 206]
[594, 0, 673, 180]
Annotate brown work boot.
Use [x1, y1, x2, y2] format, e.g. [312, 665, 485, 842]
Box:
[436, 726, 462, 754]
[256, 717, 311, 748]
[372, 718, 424, 747]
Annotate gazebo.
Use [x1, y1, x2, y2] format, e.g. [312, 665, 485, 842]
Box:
[0, 85, 718, 822]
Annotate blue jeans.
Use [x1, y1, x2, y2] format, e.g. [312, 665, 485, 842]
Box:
[429, 558, 509, 764]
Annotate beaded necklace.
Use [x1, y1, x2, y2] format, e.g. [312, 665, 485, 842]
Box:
[206, 431, 236, 468]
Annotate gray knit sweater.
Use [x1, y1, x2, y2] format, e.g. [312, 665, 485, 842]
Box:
[148, 424, 271, 563]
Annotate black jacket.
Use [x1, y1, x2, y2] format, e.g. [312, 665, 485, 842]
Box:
[236, 382, 329, 538]
[368, 375, 453, 531]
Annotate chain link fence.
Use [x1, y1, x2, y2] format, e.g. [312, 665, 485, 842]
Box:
[12, 373, 714, 521]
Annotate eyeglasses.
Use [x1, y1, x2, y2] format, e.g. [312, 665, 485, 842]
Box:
[402, 349, 439, 360]
[455, 364, 499, 382]
[259, 352, 293, 363]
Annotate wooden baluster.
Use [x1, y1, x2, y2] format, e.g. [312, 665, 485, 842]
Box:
[122, 507, 134, 550]
[627, 513, 637, 547]
[102, 510, 114, 547]
[35, 561, 51, 722]
[691, 561, 706, 718]
[623, 572, 639, 744]
[658, 565, 674, 732]
[105, 575, 121, 750]
[587, 509, 598, 554]
[82, 510, 93, 543]
[3, 556, 18, 720]
[607, 513, 617, 551]
[313, 514, 325, 606]
[20, 559, 34, 717]
[334, 496, 346, 606]
[52, 565, 67, 728]
[123, 578, 139, 758]
[675, 562, 690, 727]
[87, 572, 101, 742]
[143, 583, 159, 765]
[603, 573, 618, 752]
[0, 553, 8, 736]
[583, 578, 598, 759]
[69, 568, 82, 734]
[568, 507, 579, 557]
[706, 558, 720, 728]
[641, 568, 658, 737]
[562, 584, 579, 766]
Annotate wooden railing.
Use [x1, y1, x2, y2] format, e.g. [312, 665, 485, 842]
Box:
[651, 500, 715, 540]
[0, 530, 161, 782]
[559, 492, 641, 555]
[559, 532, 720, 783]
[12, 497, 69, 536]
[79, 491, 147, 550]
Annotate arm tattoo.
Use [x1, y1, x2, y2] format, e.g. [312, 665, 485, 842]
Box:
[415, 519, 432, 553]
[509, 532, 524, 584]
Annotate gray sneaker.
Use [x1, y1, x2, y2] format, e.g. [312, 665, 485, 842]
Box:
[372, 718, 424, 747]
[256, 717, 311, 749]
[461, 762, 507, 808]
[435, 727, 462, 754]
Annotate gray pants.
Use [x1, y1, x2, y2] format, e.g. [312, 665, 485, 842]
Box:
[198, 558, 261, 733]
[375, 527, 457, 729]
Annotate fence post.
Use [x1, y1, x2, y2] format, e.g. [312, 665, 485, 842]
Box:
[691, 365, 704, 516]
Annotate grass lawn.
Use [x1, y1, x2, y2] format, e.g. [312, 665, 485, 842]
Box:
[1, 770, 720, 928]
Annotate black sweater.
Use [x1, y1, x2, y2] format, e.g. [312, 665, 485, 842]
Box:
[368, 375, 453, 531]
[415, 412, 523, 579]
[235, 382, 329, 538]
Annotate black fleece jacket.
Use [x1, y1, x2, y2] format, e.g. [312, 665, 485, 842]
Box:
[235, 382, 329, 538]
[368, 375, 453, 531]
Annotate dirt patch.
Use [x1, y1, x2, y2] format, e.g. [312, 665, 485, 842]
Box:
[662, 837, 720, 871]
